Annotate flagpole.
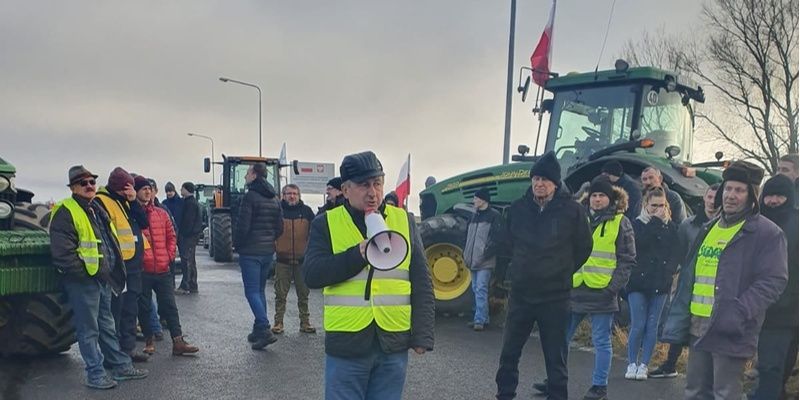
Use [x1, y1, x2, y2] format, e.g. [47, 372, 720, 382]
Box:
[502, 0, 517, 165]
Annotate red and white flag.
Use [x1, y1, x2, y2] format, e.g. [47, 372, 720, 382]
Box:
[530, 0, 556, 86]
[395, 154, 411, 209]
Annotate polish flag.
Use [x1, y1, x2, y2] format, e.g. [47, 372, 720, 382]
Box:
[395, 154, 411, 209]
[530, 0, 556, 86]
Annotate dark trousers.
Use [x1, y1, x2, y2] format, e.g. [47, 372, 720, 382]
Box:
[750, 327, 799, 400]
[662, 343, 684, 370]
[496, 294, 570, 400]
[111, 270, 141, 353]
[138, 272, 183, 338]
[178, 235, 198, 291]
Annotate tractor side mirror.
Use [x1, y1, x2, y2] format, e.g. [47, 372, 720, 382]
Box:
[665, 145, 681, 160]
[292, 160, 300, 176]
[518, 76, 531, 102]
[517, 144, 530, 156]
[715, 151, 724, 161]
[541, 99, 554, 113]
[203, 157, 211, 173]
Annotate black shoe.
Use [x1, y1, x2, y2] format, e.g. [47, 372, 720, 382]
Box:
[583, 385, 607, 400]
[648, 365, 678, 378]
[533, 381, 548, 394]
[247, 330, 258, 343]
[251, 330, 278, 350]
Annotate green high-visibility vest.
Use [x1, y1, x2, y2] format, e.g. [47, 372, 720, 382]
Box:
[323, 205, 412, 333]
[51, 198, 111, 277]
[573, 214, 623, 289]
[690, 220, 745, 317]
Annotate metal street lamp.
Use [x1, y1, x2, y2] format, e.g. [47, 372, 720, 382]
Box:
[219, 76, 262, 157]
[187, 132, 216, 186]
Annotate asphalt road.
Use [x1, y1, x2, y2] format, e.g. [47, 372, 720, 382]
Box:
[0, 252, 685, 400]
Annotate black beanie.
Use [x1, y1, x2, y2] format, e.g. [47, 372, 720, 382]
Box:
[589, 176, 615, 201]
[182, 181, 195, 194]
[327, 177, 342, 191]
[529, 151, 561, 185]
[164, 182, 176, 192]
[762, 174, 796, 202]
[474, 188, 491, 203]
[601, 160, 624, 178]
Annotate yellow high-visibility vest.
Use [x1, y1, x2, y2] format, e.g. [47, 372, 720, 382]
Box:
[690, 220, 745, 317]
[96, 187, 148, 260]
[573, 214, 623, 289]
[323, 205, 412, 333]
[51, 197, 112, 276]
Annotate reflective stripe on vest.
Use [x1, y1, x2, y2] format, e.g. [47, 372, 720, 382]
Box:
[51, 198, 103, 276]
[96, 188, 148, 260]
[573, 214, 623, 289]
[323, 206, 412, 333]
[690, 220, 745, 317]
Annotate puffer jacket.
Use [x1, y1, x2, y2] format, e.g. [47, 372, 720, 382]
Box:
[234, 177, 283, 256]
[571, 186, 636, 314]
[142, 201, 177, 275]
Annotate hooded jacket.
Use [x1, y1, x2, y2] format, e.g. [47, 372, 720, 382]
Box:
[760, 188, 799, 329]
[275, 200, 315, 264]
[234, 177, 283, 256]
[506, 186, 594, 305]
[142, 201, 177, 275]
[571, 186, 636, 313]
[464, 207, 504, 270]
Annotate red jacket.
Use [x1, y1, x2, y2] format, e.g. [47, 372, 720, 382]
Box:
[142, 202, 177, 274]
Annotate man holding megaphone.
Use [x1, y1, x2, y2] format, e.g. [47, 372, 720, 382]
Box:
[304, 151, 435, 400]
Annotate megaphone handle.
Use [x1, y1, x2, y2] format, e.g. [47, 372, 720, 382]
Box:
[363, 268, 375, 301]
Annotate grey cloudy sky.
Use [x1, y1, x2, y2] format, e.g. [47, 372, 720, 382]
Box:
[1, 0, 702, 209]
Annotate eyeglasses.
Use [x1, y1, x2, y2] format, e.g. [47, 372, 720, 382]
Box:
[648, 203, 666, 208]
[79, 179, 96, 187]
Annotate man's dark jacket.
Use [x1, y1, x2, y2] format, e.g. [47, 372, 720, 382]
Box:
[303, 203, 435, 358]
[178, 194, 204, 239]
[761, 199, 799, 329]
[233, 178, 283, 256]
[163, 195, 184, 232]
[50, 194, 127, 294]
[617, 173, 643, 221]
[316, 195, 346, 216]
[506, 186, 593, 305]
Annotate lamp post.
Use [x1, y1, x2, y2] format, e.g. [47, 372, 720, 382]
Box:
[219, 76, 262, 157]
[187, 132, 215, 186]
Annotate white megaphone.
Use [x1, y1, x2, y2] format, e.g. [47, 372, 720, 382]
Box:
[364, 211, 409, 271]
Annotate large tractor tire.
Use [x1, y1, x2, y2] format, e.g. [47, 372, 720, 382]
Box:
[211, 213, 233, 262]
[0, 202, 76, 356]
[419, 214, 473, 314]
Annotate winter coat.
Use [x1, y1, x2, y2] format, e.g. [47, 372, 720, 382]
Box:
[761, 201, 799, 329]
[571, 186, 636, 314]
[661, 214, 788, 358]
[95, 189, 148, 273]
[50, 194, 127, 294]
[142, 202, 177, 275]
[163, 195, 184, 233]
[506, 186, 594, 305]
[178, 194, 203, 239]
[664, 184, 687, 223]
[627, 217, 680, 295]
[463, 207, 504, 270]
[618, 173, 643, 221]
[677, 209, 714, 268]
[303, 203, 435, 358]
[275, 200, 315, 264]
[316, 195, 346, 216]
[233, 178, 283, 256]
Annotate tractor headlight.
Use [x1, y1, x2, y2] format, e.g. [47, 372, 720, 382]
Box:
[0, 176, 10, 193]
[0, 200, 13, 219]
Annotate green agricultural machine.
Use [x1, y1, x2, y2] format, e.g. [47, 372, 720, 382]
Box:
[419, 63, 726, 313]
[0, 157, 76, 356]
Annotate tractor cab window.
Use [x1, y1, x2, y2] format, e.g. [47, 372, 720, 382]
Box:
[638, 86, 693, 162]
[547, 85, 637, 168]
[229, 162, 279, 194]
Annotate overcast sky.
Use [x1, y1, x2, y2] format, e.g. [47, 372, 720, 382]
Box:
[1, 0, 702, 209]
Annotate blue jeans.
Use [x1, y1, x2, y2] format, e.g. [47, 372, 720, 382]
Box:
[149, 296, 162, 335]
[626, 292, 667, 365]
[325, 344, 409, 400]
[567, 312, 614, 386]
[239, 254, 274, 330]
[62, 279, 132, 382]
[471, 269, 491, 325]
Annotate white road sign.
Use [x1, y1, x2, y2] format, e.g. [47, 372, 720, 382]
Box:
[290, 162, 335, 194]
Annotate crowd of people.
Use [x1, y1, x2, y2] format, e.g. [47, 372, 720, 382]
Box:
[47, 151, 797, 400]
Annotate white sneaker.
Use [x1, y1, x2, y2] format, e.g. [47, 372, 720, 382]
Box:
[625, 363, 637, 380]
[636, 363, 649, 380]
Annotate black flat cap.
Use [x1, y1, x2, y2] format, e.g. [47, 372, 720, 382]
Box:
[340, 151, 385, 183]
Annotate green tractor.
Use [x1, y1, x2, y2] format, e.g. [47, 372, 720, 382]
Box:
[419, 63, 725, 313]
[204, 155, 287, 262]
[0, 156, 76, 356]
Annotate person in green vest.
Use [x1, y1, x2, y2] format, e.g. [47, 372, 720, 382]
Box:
[568, 176, 636, 400]
[303, 151, 435, 400]
[49, 165, 148, 389]
[661, 160, 788, 400]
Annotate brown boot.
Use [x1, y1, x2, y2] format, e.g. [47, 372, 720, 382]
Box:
[271, 322, 284, 334]
[172, 336, 199, 356]
[299, 321, 316, 334]
[143, 337, 156, 355]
